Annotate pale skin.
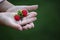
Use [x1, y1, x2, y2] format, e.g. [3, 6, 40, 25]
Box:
[0, 12, 37, 30]
[0, 0, 38, 31]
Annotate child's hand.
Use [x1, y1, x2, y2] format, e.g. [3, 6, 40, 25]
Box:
[6, 5, 38, 30]
[0, 12, 37, 31]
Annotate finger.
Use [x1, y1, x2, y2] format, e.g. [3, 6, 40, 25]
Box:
[27, 23, 34, 29]
[23, 12, 37, 20]
[29, 23, 34, 28]
[22, 25, 28, 30]
[23, 24, 31, 30]
[23, 23, 34, 30]
[27, 12, 37, 18]
[20, 17, 37, 25]
[26, 23, 34, 29]
[22, 5, 38, 10]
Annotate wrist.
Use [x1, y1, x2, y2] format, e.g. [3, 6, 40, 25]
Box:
[0, 0, 14, 12]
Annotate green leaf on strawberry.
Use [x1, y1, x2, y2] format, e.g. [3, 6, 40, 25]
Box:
[18, 10, 23, 17]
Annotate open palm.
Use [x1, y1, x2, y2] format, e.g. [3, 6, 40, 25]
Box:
[0, 12, 37, 30]
[6, 5, 38, 30]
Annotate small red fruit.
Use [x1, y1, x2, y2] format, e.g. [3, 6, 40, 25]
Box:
[22, 10, 27, 17]
[14, 15, 20, 21]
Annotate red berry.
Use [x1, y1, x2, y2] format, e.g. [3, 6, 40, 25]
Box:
[14, 15, 20, 21]
[22, 10, 27, 17]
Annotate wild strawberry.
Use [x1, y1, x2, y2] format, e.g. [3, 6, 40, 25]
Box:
[14, 15, 20, 21]
[22, 10, 28, 17]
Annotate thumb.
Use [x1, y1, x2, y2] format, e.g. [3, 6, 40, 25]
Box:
[7, 5, 38, 12]
[26, 5, 38, 10]
[17, 5, 38, 10]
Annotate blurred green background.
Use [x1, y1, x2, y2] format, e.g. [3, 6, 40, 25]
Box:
[0, 0, 60, 40]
